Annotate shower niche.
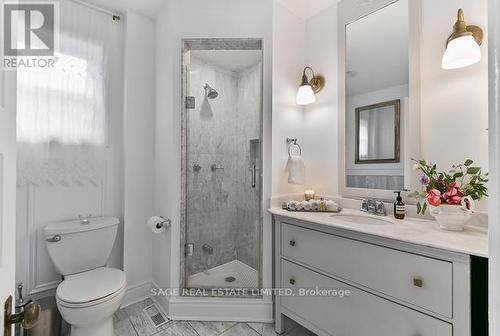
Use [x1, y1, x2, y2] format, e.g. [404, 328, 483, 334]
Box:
[181, 39, 263, 296]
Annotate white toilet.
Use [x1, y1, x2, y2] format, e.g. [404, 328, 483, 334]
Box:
[44, 217, 127, 336]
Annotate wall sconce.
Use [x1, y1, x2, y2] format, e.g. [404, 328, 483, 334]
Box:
[296, 66, 325, 105]
[442, 8, 483, 70]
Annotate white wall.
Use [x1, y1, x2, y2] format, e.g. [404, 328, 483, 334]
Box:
[152, 1, 174, 293]
[420, 0, 489, 180]
[271, 1, 339, 198]
[123, 11, 155, 304]
[273, 0, 370, 197]
[153, 0, 273, 306]
[303, 4, 339, 196]
[272, 2, 307, 197]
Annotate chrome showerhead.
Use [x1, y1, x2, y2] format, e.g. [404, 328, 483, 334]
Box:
[204, 83, 219, 99]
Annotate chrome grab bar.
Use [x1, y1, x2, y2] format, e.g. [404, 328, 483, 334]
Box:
[45, 235, 61, 243]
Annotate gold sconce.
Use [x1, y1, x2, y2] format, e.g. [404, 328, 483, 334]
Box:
[442, 8, 484, 70]
[296, 66, 325, 105]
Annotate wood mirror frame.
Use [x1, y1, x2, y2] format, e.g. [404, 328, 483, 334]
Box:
[354, 99, 401, 164]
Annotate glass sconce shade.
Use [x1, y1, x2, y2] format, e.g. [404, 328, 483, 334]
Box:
[296, 84, 316, 105]
[296, 66, 324, 105]
[442, 9, 483, 70]
[442, 35, 481, 70]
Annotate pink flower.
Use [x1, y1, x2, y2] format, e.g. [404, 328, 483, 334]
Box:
[426, 189, 442, 207]
[446, 196, 462, 205]
[443, 183, 464, 205]
[444, 187, 458, 198]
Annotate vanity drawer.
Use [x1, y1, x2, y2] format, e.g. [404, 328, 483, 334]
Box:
[281, 223, 453, 317]
[281, 259, 452, 336]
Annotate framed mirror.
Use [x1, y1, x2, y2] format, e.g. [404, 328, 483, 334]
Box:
[355, 99, 400, 164]
[338, 0, 421, 199]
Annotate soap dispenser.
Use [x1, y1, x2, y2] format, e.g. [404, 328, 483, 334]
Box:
[393, 190, 407, 220]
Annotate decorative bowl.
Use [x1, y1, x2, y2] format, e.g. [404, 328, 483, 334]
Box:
[428, 196, 474, 231]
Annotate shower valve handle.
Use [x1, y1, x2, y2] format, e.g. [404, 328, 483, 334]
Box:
[210, 164, 224, 172]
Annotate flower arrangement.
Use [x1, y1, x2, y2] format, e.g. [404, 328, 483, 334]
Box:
[409, 159, 488, 215]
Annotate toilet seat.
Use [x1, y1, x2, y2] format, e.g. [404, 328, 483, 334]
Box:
[57, 267, 126, 308]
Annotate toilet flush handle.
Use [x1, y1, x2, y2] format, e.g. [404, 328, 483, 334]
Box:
[45, 235, 61, 243]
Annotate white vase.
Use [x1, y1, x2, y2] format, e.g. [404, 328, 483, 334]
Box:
[428, 196, 474, 231]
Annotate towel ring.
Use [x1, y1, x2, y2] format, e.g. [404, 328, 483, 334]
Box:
[288, 142, 302, 157]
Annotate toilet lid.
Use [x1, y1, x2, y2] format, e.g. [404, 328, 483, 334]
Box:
[57, 267, 126, 304]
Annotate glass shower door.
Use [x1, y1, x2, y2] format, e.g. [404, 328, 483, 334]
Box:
[181, 39, 263, 296]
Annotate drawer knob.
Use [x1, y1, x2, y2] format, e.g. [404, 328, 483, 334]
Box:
[289, 278, 296, 285]
[289, 240, 296, 246]
[413, 278, 423, 288]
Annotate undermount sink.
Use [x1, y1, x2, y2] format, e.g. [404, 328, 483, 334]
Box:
[331, 214, 392, 225]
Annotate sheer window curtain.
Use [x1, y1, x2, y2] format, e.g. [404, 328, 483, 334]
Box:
[17, 1, 120, 186]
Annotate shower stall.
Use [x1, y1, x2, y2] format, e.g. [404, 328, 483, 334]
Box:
[181, 39, 263, 296]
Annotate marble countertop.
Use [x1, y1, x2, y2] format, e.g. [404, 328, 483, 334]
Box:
[269, 207, 488, 258]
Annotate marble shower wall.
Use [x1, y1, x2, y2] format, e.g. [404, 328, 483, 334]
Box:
[186, 56, 262, 278]
[234, 63, 262, 271]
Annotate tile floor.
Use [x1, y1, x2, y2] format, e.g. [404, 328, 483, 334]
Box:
[114, 298, 317, 336]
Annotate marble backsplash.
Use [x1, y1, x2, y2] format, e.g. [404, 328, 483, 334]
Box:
[346, 174, 404, 190]
[186, 56, 262, 278]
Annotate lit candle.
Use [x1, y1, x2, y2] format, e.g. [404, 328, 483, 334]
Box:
[304, 190, 315, 201]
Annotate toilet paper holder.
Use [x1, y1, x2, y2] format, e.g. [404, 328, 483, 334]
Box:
[147, 216, 172, 234]
[155, 217, 171, 229]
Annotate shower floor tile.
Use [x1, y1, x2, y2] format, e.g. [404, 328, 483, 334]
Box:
[188, 260, 258, 288]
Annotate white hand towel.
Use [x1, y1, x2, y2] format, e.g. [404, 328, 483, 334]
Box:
[286, 155, 305, 185]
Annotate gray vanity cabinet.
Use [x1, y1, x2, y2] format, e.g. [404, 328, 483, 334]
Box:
[273, 215, 474, 336]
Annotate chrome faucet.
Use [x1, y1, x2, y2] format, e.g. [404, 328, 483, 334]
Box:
[360, 199, 386, 216]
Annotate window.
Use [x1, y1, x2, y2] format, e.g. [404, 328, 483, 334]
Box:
[17, 46, 106, 146]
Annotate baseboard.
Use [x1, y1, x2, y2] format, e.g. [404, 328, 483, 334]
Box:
[122, 281, 153, 307]
[151, 281, 170, 316]
[150, 282, 273, 322]
[29, 287, 57, 301]
[169, 296, 273, 322]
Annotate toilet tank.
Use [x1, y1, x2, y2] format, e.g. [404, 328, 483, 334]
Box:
[44, 217, 120, 276]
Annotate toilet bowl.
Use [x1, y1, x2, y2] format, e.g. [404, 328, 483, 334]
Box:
[44, 217, 126, 336]
[56, 267, 126, 336]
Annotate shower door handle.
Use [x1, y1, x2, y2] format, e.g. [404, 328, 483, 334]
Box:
[249, 165, 257, 188]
